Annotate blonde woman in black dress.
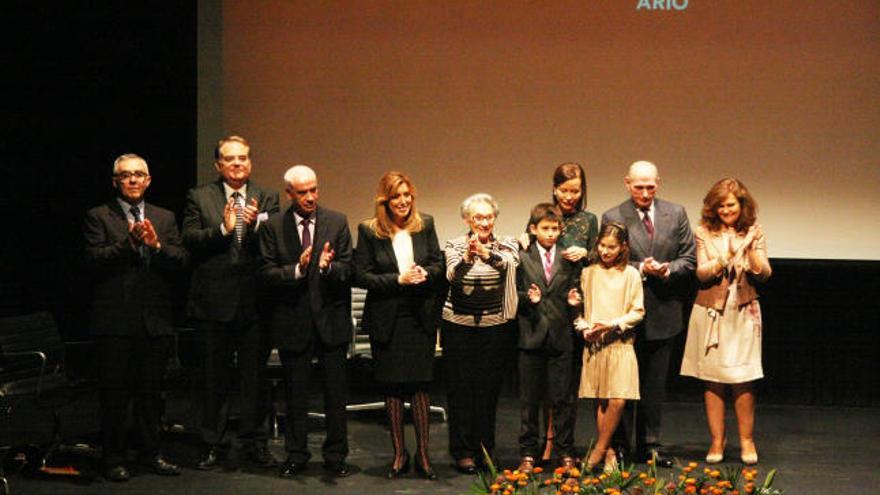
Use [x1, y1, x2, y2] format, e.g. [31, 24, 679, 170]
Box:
[354, 171, 445, 480]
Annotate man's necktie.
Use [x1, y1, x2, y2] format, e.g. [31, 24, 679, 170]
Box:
[641, 209, 654, 240]
[300, 218, 311, 251]
[232, 192, 244, 245]
[130, 206, 147, 260]
[543, 249, 553, 283]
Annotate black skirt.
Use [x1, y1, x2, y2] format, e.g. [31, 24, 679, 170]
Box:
[370, 309, 435, 383]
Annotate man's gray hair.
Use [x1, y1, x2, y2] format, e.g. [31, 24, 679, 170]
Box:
[283, 164, 317, 185]
[112, 153, 149, 175]
[460, 192, 499, 219]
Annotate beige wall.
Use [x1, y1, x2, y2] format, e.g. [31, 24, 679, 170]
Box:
[204, 0, 880, 259]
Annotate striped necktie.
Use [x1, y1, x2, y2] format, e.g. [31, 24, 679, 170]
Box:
[232, 191, 244, 245]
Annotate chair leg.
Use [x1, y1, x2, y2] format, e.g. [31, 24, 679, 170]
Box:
[0, 445, 10, 495]
[37, 410, 64, 468]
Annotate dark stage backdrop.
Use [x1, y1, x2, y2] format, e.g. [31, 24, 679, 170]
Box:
[2, 2, 877, 407]
[3, 4, 197, 342]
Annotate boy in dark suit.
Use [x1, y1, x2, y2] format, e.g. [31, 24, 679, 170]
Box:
[516, 203, 581, 472]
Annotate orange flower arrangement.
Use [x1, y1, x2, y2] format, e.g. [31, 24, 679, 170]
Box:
[469, 447, 782, 495]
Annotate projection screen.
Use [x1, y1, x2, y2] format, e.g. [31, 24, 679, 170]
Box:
[198, 0, 880, 260]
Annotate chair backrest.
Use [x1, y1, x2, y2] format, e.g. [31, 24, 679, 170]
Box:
[351, 288, 367, 331]
[0, 312, 66, 397]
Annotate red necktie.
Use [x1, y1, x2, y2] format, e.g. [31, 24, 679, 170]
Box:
[543, 249, 553, 282]
[641, 209, 654, 240]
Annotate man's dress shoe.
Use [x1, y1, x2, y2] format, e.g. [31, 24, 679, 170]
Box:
[104, 465, 130, 482]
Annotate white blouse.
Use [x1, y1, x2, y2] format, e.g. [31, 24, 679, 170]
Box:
[392, 230, 414, 273]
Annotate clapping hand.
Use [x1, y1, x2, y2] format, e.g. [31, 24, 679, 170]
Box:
[223, 197, 237, 233]
[318, 242, 335, 271]
[468, 237, 490, 261]
[743, 224, 762, 249]
[242, 198, 259, 225]
[567, 288, 582, 307]
[527, 283, 542, 304]
[128, 219, 141, 247]
[139, 219, 160, 248]
[298, 245, 313, 271]
[129, 218, 160, 250]
[517, 232, 531, 250]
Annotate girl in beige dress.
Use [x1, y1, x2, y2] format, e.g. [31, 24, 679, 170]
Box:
[570, 221, 644, 471]
[680, 177, 771, 466]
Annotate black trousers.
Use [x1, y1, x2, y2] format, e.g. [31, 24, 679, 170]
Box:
[196, 313, 270, 447]
[97, 332, 170, 466]
[279, 334, 349, 464]
[614, 336, 674, 453]
[443, 320, 516, 461]
[518, 345, 574, 458]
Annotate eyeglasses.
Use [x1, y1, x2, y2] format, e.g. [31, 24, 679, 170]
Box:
[471, 214, 495, 223]
[115, 171, 149, 181]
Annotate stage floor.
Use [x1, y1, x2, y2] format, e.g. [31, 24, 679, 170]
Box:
[4, 391, 878, 495]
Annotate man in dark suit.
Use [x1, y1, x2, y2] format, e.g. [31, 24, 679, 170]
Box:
[259, 165, 353, 478]
[182, 136, 280, 469]
[83, 153, 188, 481]
[602, 161, 696, 467]
[515, 204, 581, 473]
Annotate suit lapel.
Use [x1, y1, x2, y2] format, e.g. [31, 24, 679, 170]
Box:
[652, 200, 672, 256]
[547, 245, 564, 287]
[209, 180, 228, 223]
[108, 200, 130, 234]
[378, 232, 398, 271]
[527, 244, 549, 290]
[411, 229, 427, 267]
[282, 206, 301, 257]
[313, 207, 329, 257]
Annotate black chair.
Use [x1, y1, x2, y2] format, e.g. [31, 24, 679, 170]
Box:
[0, 312, 94, 491]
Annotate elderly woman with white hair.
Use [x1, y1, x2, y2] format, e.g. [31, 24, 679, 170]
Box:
[442, 193, 520, 474]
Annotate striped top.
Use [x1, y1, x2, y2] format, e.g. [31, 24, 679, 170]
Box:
[442, 234, 520, 327]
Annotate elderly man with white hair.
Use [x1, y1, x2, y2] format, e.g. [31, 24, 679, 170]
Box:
[602, 161, 696, 468]
[259, 164, 354, 478]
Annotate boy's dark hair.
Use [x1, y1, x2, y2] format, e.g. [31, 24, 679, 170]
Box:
[528, 202, 564, 228]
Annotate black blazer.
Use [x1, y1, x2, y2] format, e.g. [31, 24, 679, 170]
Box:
[353, 215, 446, 343]
[258, 205, 353, 351]
[182, 179, 280, 322]
[83, 200, 188, 337]
[516, 243, 580, 351]
[602, 198, 696, 340]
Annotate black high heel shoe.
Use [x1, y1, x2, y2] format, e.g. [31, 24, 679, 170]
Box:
[415, 458, 437, 480]
[387, 451, 410, 479]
